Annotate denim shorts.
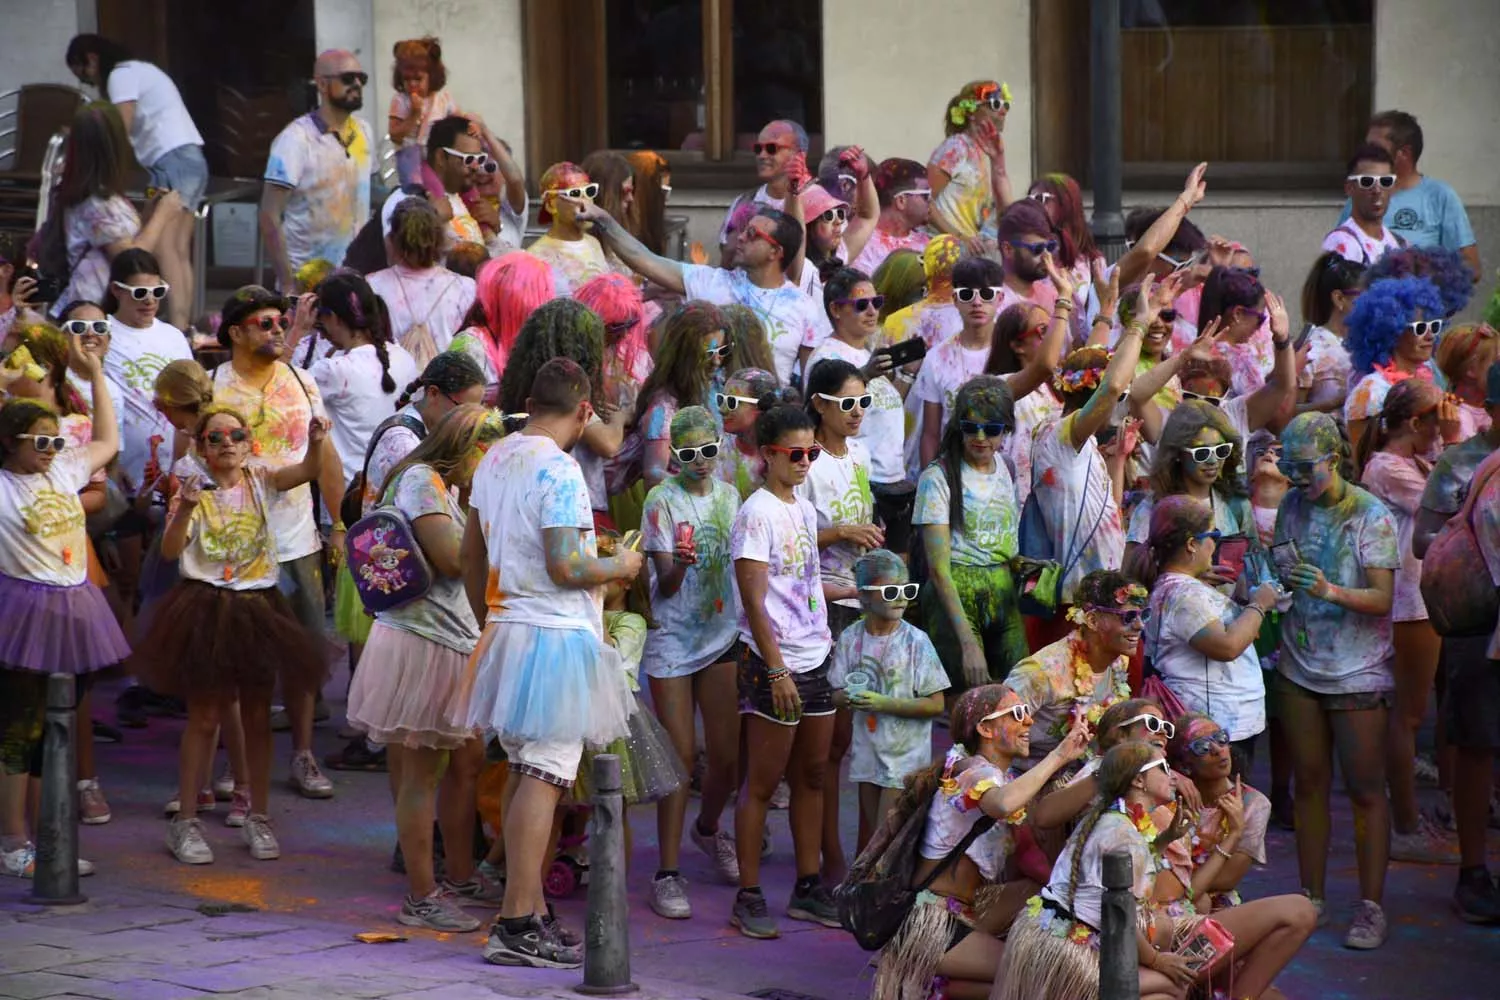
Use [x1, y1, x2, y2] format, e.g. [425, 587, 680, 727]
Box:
[147, 144, 209, 211]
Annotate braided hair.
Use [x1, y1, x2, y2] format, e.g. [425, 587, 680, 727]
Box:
[1064, 740, 1181, 910]
[395, 350, 484, 410]
[316, 272, 397, 393]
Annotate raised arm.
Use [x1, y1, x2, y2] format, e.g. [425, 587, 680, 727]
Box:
[1112, 163, 1207, 289]
[978, 719, 1090, 819]
[472, 116, 527, 216]
[1243, 291, 1297, 434]
[1007, 252, 1076, 402]
[270, 417, 329, 491]
[568, 199, 686, 294]
[1068, 279, 1159, 449]
[841, 150, 880, 263]
[69, 338, 120, 474]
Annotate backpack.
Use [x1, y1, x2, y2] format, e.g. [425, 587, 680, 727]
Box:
[1420, 458, 1500, 637]
[341, 413, 427, 528]
[834, 790, 995, 952]
[344, 468, 435, 614]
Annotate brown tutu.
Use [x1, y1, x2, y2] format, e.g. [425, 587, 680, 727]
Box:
[131, 580, 330, 700]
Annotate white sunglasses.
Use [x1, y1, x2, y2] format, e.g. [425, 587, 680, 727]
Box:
[443, 147, 490, 168]
[715, 392, 760, 411]
[981, 703, 1032, 724]
[815, 392, 872, 412]
[859, 582, 920, 602]
[1118, 714, 1175, 739]
[1347, 174, 1395, 190]
[113, 281, 169, 300]
[549, 183, 601, 201]
[1138, 757, 1171, 776]
[62, 319, 110, 336]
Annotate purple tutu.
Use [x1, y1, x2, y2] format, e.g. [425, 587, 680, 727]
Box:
[0, 573, 130, 675]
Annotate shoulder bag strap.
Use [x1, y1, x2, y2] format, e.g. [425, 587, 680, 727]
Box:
[913, 814, 998, 892]
[1060, 450, 1107, 581]
[357, 413, 424, 493]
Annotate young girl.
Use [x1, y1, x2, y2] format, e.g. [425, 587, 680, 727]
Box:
[1295, 252, 1362, 415]
[714, 367, 778, 501]
[729, 404, 835, 939]
[388, 38, 460, 186]
[828, 550, 947, 851]
[641, 406, 742, 918]
[984, 302, 1066, 506]
[915, 376, 1026, 694]
[136, 407, 329, 865]
[872, 685, 1088, 1000]
[367, 198, 477, 368]
[0, 342, 124, 880]
[635, 301, 728, 492]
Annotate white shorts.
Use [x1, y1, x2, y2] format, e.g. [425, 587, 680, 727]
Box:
[499, 733, 583, 789]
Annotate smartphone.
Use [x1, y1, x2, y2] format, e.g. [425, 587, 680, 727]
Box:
[1215, 535, 1249, 578]
[876, 337, 927, 369]
[20, 265, 64, 303]
[1270, 540, 1301, 581]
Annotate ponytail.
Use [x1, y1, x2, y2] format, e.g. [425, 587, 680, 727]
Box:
[372, 337, 397, 394]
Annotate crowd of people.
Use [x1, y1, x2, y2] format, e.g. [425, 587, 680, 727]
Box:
[0, 36, 1496, 999]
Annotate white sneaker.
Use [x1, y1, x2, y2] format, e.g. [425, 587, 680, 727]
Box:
[212, 762, 236, 801]
[167, 818, 214, 865]
[77, 857, 95, 877]
[1, 843, 35, 878]
[243, 814, 281, 860]
[649, 873, 692, 919]
[288, 751, 334, 799]
[689, 823, 739, 883]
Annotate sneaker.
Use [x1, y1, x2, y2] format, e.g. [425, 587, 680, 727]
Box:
[270, 706, 291, 732]
[77, 857, 95, 877]
[731, 889, 779, 939]
[650, 873, 692, 919]
[769, 780, 790, 810]
[399, 888, 481, 932]
[690, 823, 739, 883]
[77, 778, 111, 825]
[212, 764, 236, 801]
[1, 843, 35, 878]
[483, 914, 582, 969]
[445, 871, 506, 908]
[163, 788, 216, 817]
[1342, 899, 1387, 950]
[325, 736, 387, 772]
[167, 818, 214, 865]
[225, 790, 251, 828]
[1390, 817, 1459, 865]
[91, 719, 122, 743]
[1413, 753, 1440, 787]
[1300, 890, 1328, 928]
[478, 859, 506, 885]
[787, 882, 841, 928]
[543, 903, 581, 948]
[243, 814, 281, 860]
[1453, 870, 1500, 925]
[288, 750, 334, 799]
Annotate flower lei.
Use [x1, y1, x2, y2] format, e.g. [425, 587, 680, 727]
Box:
[1372, 360, 1434, 386]
[1053, 632, 1132, 737]
[1118, 797, 1159, 842]
[940, 745, 1028, 824]
[1187, 806, 1230, 868]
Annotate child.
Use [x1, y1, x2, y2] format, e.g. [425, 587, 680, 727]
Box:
[829, 550, 948, 852]
[1249, 435, 1289, 547]
[388, 38, 459, 186]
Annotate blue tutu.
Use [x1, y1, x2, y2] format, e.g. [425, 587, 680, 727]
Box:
[466, 623, 633, 746]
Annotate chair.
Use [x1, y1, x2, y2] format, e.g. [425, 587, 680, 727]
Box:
[0, 84, 86, 178]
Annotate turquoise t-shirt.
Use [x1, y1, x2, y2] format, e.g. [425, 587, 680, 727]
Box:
[1339, 176, 1475, 251]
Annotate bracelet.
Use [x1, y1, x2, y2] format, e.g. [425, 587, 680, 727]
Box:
[1214, 844, 1235, 860]
[1123, 322, 1147, 338]
[1272, 338, 1291, 350]
[331, 521, 347, 533]
[766, 667, 790, 684]
[1243, 605, 1265, 619]
[1054, 299, 1074, 311]
[1092, 315, 1112, 326]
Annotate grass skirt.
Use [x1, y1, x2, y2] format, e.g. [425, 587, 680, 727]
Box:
[333, 562, 374, 644]
[347, 621, 476, 750]
[991, 902, 1100, 1000]
[130, 580, 329, 700]
[874, 891, 977, 1000]
[574, 691, 688, 805]
[465, 622, 633, 745]
[0, 573, 129, 675]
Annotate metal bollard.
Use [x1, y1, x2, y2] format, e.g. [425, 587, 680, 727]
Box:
[1098, 849, 1138, 1000]
[576, 754, 636, 995]
[26, 673, 85, 906]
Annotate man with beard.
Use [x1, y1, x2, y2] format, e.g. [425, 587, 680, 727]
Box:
[994, 199, 1066, 316]
[260, 50, 373, 291]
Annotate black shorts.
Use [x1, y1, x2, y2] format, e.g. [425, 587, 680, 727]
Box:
[1441, 635, 1500, 751]
[736, 642, 835, 725]
[872, 481, 916, 555]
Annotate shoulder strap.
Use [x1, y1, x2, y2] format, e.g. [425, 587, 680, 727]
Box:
[1459, 459, 1500, 579]
[914, 813, 998, 892]
[1060, 450, 1107, 581]
[357, 412, 427, 491]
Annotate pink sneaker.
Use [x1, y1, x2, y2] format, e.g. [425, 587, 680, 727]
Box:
[78, 779, 111, 825]
[225, 789, 251, 828]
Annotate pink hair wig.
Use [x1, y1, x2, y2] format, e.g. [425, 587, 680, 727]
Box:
[575, 272, 648, 376]
[475, 253, 554, 376]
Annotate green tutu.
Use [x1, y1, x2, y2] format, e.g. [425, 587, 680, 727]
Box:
[333, 562, 374, 644]
[607, 480, 647, 534]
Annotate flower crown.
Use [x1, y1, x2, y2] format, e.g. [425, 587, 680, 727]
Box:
[1054, 363, 1107, 395]
[949, 82, 1011, 127]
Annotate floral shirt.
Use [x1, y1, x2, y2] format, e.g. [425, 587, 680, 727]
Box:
[1146, 572, 1265, 741]
[375, 464, 479, 653]
[60, 195, 139, 312]
[928, 133, 994, 239]
[527, 233, 612, 297]
[730, 488, 831, 672]
[173, 467, 281, 591]
[797, 438, 874, 608]
[1003, 632, 1131, 771]
[830, 620, 949, 789]
[912, 459, 1018, 567]
[918, 745, 1021, 880]
[640, 477, 740, 679]
[264, 112, 373, 279]
[1360, 451, 1431, 623]
[0, 451, 92, 586]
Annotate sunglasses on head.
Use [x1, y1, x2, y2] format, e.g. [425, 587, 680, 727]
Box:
[861, 582, 920, 602]
[673, 440, 721, 464]
[1090, 605, 1152, 627]
[325, 71, 368, 87]
[818, 207, 849, 224]
[1137, 757, 1171, 776]
[1010, 239, 1059, 256]
[1181, 390, 1224, 407]
[113, 280, 169, 300]
[1408, 319, 1444, 337]
[550, 183, 601, 201]
[1187, 729, 1232, 756]
[1117, 713, 1175, 739]
[816, 392, 872, 412]
[836, 295, 885, 313]
[981, 702, 1033, 725]
[17, 433, 67, 453]
[752, 141, 784, 156]
[1347, 173, 1396, 190]
[985, 95, 1011, 112]
[202, 428, 250, 447]
[954, 285, 1003, 303]
[960, 419, 1008, 438]
[443, 147, 490, 168]
[764, 444, 821, 464]
[716, 392, 760, 411]
[62, 319, 109, 336]
[1186, 442, 1234, 464]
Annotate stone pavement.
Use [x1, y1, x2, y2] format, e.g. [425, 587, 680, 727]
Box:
[2, 675, 1499, 999]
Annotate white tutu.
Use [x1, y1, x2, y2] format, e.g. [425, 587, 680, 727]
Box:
[465, 622, 633, 746]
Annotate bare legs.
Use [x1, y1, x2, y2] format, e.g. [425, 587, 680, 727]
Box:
[821, 706, 852, 883]
[737, 712, 835, 890]
[1387, 620, 1442, 834]
[499, 773, 565, 920]
[650, 662, 739, 872]
[160, 208, 195, 331]
[389, 745, 447, 899]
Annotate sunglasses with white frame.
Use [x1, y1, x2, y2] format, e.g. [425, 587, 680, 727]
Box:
[1117, 713, 1175, 739]
[981, 702, 1033, 725]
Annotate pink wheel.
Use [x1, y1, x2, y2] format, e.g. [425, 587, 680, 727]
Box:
[544, 859, 577, 897]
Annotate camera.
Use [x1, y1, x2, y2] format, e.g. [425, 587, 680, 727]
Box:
[20, 265, 64, 304]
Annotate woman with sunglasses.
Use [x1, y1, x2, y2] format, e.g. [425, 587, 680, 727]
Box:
[57, 300, 117, 414]
[982, 303, 1063, 506]
[639, 405, 742, 919]
[927, 80, 1011, 247]
[0, 338, 124, 880]
[720, 305, 778, 385]
[367, 198, 476, 368]
[135, 406, 328, 866]
[450, 252, 554, 401]
[1294, 253, 1363, 417]
[1194, 265, 1276, 398]
[728, 404, 836, 939]
[1435, 323, 1498, 440]
[870, 685, 1088, 1000]
[1272, 410, 1399, 949]
[527, 161, 612, 297]
[1356, 378, 1460, 865]
[633, 302, 728, 494]
[714, 368, 780, 501]
[1140, 495, 1278, 776]
[794, 169, 877, 301]
[1343, 276, 1448, 465]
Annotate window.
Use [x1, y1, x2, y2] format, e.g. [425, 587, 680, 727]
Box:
[523, 0, 823, 186]
[1035, 0, 1372, 188]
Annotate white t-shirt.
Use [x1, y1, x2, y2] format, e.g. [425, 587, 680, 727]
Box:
[106, 60, 203, 167]
[360, 406, 425, 515]
[173, 468, 282, 592]
[829, 620, 949, 788]
[0, 451, 92, 586]
[470, 434, 599, 631]
[796, 438, 873, 609]
[527, 234, 612, 297]
[1146, 572, 1265, 741]
[103, 317, 193, 496]
[309, 342, 420, 484]
[912, 335, 990, 435]
[682, 264, 832, 387]
[367, 265, 477, 369]
[640, 477, 742, 678]
[912, 459, 1018, 567]
[1321, 220, 1402, 266]
[805, 337, 905, 484]
[1043, 810, 1157, 931]
[730, 488, 832, 672]
[1028, 414, 1125, 603]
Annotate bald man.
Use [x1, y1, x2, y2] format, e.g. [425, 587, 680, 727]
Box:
[260, 50, 374, 292]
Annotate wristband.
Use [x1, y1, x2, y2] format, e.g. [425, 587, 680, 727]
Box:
[1123, 322, 1147, 338]
[1091, 315, 1111, 326]
[1272, 338, 1291, 350]
[1053, 299, 1074, 311]
[766, 667, 790, 683]
[331, 521, 347, 533]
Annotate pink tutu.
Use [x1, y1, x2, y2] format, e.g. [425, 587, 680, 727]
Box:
[347, 622, 478, 750]
[0, 573, 129, 675]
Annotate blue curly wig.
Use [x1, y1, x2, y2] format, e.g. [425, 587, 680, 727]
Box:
[1345, 276, 1445, 375]
[1364, 245, 1474, 318]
